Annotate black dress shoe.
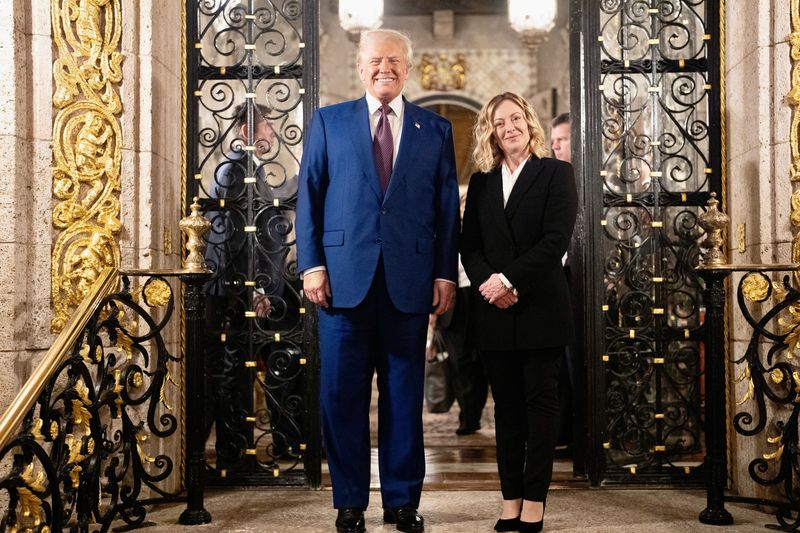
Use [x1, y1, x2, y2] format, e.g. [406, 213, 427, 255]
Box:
[383, 506, 424, 532]
[518, 518, 543, 533]
[455, 425, 480, 436]
[493, 516, 520, 531]
[335, 508, 365, 533]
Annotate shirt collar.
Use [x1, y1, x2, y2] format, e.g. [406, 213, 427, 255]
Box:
[501, 157, 529, 180]
[365, 92, 404, 117]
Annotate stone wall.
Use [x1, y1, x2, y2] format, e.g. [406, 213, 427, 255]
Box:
[0, 0, 184, 489]
[725, 0, 794, 499]
[0, 0, 58, 410]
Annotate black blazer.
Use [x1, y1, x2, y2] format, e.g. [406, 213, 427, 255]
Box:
[460, 156, 578, 351]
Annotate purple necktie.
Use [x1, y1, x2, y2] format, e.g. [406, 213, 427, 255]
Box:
[373, 104, 393, 194]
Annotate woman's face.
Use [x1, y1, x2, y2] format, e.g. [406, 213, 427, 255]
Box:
[492, 99, 531, 159]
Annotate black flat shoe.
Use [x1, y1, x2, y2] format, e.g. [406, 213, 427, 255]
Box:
[335, 508, 365, 533]
[493, 515, 520, 531]
[518, 518, 543, 533]
[383, 506, 424, 533]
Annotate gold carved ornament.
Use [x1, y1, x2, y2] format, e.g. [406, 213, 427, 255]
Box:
[51, 0, 123, 332]
[419, 53, 467, 92]
[790, 0, 800, 270]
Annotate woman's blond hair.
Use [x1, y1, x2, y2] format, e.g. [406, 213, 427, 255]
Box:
[472, 92, 549, 173]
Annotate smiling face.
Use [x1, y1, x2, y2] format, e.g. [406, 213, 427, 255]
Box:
[357, 35, 410, 104]
[492, 99, 531, 159]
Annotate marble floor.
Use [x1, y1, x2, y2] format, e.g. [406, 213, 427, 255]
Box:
[143, 487, 773, 532]
[164, 388, 773, 531]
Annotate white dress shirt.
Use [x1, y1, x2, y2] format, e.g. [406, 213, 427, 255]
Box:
[501, 158, 528, 206]
[498, 158, 529, 293]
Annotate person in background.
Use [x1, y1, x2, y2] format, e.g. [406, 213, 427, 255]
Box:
[461, 92, 577, 533]
[433, 187, 488, 435]
[550, 112, 570, 163]
[550, 112, 575, 458]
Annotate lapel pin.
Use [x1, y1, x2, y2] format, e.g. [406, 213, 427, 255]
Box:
[414, 122, 421, 129]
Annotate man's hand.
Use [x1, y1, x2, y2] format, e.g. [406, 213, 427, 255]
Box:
[303, 270, 331, 308]
[479, 273, 518, 309]
[431, 280, 455, 316]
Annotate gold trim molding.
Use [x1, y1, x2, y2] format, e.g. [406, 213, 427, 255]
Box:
[790, 0, 800, 266]
[50, 0, 124, 332]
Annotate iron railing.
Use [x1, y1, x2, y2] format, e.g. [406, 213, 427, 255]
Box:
[0, 267, 210, 532]
[698, 197, 800, 531]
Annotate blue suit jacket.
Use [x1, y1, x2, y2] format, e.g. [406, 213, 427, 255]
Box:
[296, 97, 459, 314]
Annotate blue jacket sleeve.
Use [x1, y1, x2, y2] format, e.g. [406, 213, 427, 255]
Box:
[296, 110, 329, 273]
[433, 123, 459, 283]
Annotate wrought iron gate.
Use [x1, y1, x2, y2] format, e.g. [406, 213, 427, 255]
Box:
[184, 0, 320, 486]
[571, 0, 723, 484]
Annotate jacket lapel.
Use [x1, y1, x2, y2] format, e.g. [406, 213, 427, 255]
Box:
[486, 168, 514, 243]
[350, 97, 383, 202]
[505, 157, 544, 219]
[383, 98, 419, 204]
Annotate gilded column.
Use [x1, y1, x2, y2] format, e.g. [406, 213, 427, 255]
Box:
[50, 0, 123, 332]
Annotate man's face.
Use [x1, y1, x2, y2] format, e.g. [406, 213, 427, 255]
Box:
[357, 37, 410, 104]
[551, 122, 571, 163]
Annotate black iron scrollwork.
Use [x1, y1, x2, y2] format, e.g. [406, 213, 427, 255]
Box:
[0, 274, 184, 531]
[597, 0, 717, 482]
[189, 0, 318, 486]
[725, 271, 800, 531]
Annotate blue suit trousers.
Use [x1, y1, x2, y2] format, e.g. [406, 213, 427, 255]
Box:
[318, 260, 428, 510]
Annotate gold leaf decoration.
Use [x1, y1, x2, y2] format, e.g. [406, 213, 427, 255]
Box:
[14, 464, 47, 529]
[771, 368, 786, 384]
[742, 273, 770, 302]
[143, 279, 172, 308]
[735, 366, 754, 406]
[418, 52, 467, 91]
[764, 433, 785, 462]
[30, 418, 46, 443]
[51, 0, 124, 332]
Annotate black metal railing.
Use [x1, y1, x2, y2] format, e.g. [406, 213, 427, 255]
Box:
[694, 189, 800, 533]
[0, 267, 210, 532]
[699, 263, 800, 531]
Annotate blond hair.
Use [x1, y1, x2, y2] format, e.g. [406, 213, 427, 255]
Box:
[358, 29, 414, 67]
[472, 92, 549, 173]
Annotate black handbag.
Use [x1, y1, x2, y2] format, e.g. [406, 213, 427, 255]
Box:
[424, 329, 455, 413]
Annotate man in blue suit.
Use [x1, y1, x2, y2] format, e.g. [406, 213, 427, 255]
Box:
[296, 29, 459, 533]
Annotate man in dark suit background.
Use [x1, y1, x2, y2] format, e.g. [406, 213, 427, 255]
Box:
[204, 103, 302, 466]
[296, 29, 459, 533]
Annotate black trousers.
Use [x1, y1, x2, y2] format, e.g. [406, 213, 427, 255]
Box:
[482, 346, 562, 501]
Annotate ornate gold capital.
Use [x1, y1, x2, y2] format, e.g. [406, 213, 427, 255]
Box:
[51, 0, 123, 332]
[418, 52, 467, 92]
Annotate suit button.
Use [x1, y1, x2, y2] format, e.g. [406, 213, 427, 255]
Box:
[376, 238, 383, 245]
[380, 208, 388, 215]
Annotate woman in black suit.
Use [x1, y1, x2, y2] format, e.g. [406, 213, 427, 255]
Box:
[460, 92, 577, 533]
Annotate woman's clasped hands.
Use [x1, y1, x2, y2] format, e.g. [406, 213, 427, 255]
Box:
[479, 273, 518, 309]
